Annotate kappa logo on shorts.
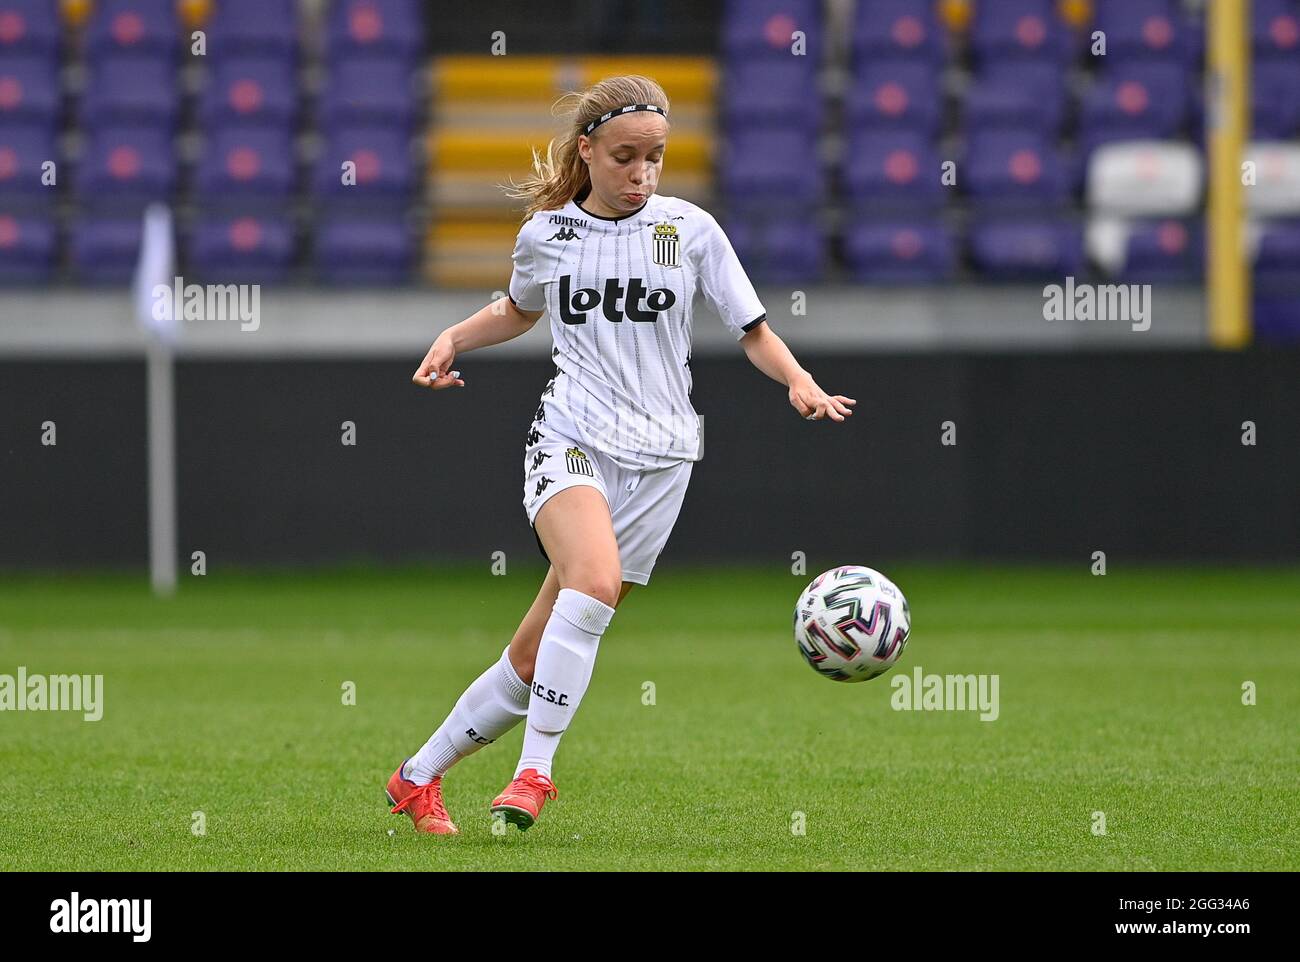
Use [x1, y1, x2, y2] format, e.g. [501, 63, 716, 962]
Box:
[530, 450, 552, 471]
[526, 426, 544, 446]
[652, 223, 681, 268]
[534, 402, 546, 422]
[535, 476, 554, 498]
[565, 447, 595, 477]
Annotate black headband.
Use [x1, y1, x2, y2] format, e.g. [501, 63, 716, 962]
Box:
[583, 103, 668, 135]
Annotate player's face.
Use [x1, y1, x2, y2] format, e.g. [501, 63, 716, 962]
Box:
[579, 114, 668, 216]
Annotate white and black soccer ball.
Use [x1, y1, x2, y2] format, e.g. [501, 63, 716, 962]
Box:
[793, 565, 911, 682]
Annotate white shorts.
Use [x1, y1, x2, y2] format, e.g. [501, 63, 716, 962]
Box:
[522, 404, 692, 586]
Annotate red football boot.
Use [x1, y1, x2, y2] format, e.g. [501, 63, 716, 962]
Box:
[386, 761, 458, 835]
[489, 768, 558, 831]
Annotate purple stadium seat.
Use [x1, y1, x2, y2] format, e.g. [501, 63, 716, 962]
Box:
[189, 214, 294, 284]
[1253, 61, 1300, 139]
[843, 128, 944, 209]
[87, 0, 178, 62]
[852, 0, 944, 64]
[0, 0, 60, 56]
[321, 58, 417, 132]
[327, 0, 423, 64]
[844, 219, 955, 283]
[722, 58, 820, 132]
[722, 212, 824, 283]
[200, 57, 298, 128]
[722, 0, 822, 59]
[204, 0, 298, 60]
[0, 55, 58, 128]
[1253, 0, 1300, 60]
[846, 61, 941, 136]
[0, 123, 55, 208]
[314, 217, 414, 284]
[195, 127, 295, 200]
[81, 57, 180, 129]
[1254, 220, 1300, 283]
[1079, 63, 1190, 154]
[969, 220, 1083, 279]
[1094, 0, 1191, 61]
[69, 215, 143, 283]
[1121, 219, 1203, 283]
[964, 61, 1066, 134]
[971, 0, 1070, 62]
[719, 127, 822, 203]
[313, 127, 414, 202]
[0, 212, 56, 282]
[964, 129, 1071, 206]
[77, 126, 176, 204]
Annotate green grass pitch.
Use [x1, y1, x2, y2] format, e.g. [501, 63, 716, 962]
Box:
[1, 564, 1296, 871]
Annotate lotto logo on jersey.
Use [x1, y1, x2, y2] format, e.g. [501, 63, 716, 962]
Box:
[558, 275, 677, 325]
[652, 223, 680, 267]
[565, 446, 594, 477]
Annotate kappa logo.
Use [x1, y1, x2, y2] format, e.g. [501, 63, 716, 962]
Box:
[526, 426, 544, 446]
[534, 402, 546, 422]
[547, 227, 582, 242]
[542, 379, 556, 397]
[652, 223, 681, 267]
[535, 475, 554, 498]
[530, 450, 552, 471]
[565, 446, 594, 477]
[557, 274, 677, 325]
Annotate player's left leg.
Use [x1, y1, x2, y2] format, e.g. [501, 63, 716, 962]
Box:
[390, 573, 635, 834]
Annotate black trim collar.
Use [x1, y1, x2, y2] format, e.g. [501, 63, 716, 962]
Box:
[573, 197, 649, 223]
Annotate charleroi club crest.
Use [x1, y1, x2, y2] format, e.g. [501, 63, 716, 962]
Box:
[652, 223, 681, 268]
[565, 447, 594, 477]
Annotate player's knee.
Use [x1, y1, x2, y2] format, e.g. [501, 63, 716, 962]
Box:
[563, 572, 621, 609]
[512, 656, 535, 685]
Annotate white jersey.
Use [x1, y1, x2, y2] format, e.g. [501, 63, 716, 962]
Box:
[509, 193, 766, 471]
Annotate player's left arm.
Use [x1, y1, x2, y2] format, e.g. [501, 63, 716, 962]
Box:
[740, 322, 856, 423]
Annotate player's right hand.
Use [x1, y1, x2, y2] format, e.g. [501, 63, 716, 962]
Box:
[412, 334, 466, 390]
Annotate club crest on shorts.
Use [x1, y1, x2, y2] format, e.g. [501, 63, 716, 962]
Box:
[652, 223, 681, 268]
[565, 446, 594, 477]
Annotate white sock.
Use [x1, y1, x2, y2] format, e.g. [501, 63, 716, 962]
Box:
[406, 647, 531, 785]
[515, 588, 616, 779]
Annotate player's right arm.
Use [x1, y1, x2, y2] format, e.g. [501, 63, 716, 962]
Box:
[411, 298, 543, 390]
[412, 217, 546, 390]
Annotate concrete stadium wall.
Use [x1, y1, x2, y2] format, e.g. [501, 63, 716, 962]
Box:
[3, 349, 1297, 571]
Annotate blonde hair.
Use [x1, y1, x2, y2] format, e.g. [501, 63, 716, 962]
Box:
[503, 75, 671, 222]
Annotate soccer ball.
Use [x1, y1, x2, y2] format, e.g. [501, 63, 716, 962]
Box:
[793, 565, 911, 682]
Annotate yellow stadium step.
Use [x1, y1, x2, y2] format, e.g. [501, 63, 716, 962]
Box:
[428, 131, 712, 173]
[432, 55, 715, 104]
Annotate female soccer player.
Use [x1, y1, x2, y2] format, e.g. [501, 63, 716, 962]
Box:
[387, 75, 855, 834]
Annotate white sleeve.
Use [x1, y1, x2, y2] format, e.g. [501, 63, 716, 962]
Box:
[695, 212, 767, 340]
[508, 219, 546, 311]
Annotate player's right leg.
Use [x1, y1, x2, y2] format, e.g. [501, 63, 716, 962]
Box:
[490, 485, 622, 830]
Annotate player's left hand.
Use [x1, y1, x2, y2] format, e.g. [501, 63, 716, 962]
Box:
[790, 375, 855, 422]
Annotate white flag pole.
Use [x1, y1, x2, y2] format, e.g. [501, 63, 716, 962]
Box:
[133, 204, 178, 596]
[146, 340, 177, 595]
